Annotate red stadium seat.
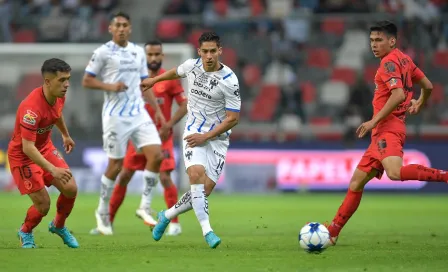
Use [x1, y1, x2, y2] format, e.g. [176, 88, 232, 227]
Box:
[250, 0, 265, 16]
[13, 29, 36, 43]
[331, 67, 357, 86]
[214, 0, 229, 16]
[16, 73, 42, 100]
[156, 19, 185, 40]
[221, 47, 238, 69]
[249, 84, 280, 121]
[432, 50, 448, 68]
[306, 48, 331, 69]
[300, 81, 316, 103]
[242, 64, 261, 87]
[321, 17, 345, 36]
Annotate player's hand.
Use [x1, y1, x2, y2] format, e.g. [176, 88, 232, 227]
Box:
[408, 99, 422, 115]
[110, 82, 127, 92]
[62, 136, 75, 154]
[184, 133, 208, 148]
[50, 167, 72, 185]
[356, 120, 377, 138]
[158, 123, 171, 142]
[140, 78, 156, 92]
[155, 110, 166, 127]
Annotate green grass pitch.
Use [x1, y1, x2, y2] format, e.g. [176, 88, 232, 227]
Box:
[0, 192, 447, 272]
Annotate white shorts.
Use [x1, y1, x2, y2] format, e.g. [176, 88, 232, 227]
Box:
[102, 114, 161, 159]
[183, 132, 229, 183]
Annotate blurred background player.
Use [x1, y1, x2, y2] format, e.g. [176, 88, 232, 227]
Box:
[82, 12, 165, 236]
[325, 21, 448, 247]
[8, 58, 79, 248]
[141, 32, 241, 248]
[108, 40, 187, 236]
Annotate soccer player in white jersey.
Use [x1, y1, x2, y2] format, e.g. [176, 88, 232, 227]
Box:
[81, 12, 164, 235]
[141, 32, 241, 248]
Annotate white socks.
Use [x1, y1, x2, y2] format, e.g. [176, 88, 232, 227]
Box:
[139, 170, 158, 210]
[98, 175, 115, 214]
[165, 190, 193, 219]
[191, 184, 212, 236]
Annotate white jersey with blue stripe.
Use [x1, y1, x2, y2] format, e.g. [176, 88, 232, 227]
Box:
[177, 58, 241, 136]
[85, 41, 149, 118]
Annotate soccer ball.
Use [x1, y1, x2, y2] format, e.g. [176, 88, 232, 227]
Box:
[298, 222, 330, 253]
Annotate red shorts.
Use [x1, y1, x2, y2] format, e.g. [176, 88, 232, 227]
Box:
[357, 131, 405, 179]
[123, 137, 175, 172]
[9, 146, 69, 195]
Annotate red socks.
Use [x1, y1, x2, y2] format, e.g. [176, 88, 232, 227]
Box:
[54, 193, 76, 228]
[164, 185, 179, 223]
[328, 189, 363, 237]
[21, 205, 45, 233]
[400, 164, 448, 182]
[109, 184, 127, 223]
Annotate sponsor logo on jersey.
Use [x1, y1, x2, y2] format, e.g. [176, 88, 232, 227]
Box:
[190, 89, 212, 99]
[22, 110, 38, 126]
[37, 124, 54, 134]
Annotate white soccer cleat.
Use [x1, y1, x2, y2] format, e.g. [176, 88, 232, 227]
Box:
[166, 223, 182, 236]
[135, 208, 158, 227]
[94, 210, 113, 235]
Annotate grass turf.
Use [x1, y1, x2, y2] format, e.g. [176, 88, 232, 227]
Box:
[0, 192, 446, 272]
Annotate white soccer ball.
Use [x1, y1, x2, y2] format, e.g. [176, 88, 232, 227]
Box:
[298, 222, 330, 253]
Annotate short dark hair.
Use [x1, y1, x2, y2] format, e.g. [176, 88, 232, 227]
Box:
[41, 58, 71, 75]
[110, 11, 131, 23]
[144, 40, 162, 47]
[370, 21, 397, 38]
[198, 32, 221, 47]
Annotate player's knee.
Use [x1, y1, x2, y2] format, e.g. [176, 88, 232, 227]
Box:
[154, 152, 163, 166]
[188, 170, 203, 184]
[62, 180, 78, 198]
[385, 169, 401, 181]
[348, 177, 365, 191]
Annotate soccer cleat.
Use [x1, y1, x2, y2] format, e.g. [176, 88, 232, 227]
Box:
[48, 221, 79, 248]
[17, 229, 36, 249]
[323, 221, 338, 246]
[166, 223, 182, 236]
[94, 209, 113, 235]
[135, 208, 158, 228]
[152, 210, 170, 241]
[205, 231, 221, 249]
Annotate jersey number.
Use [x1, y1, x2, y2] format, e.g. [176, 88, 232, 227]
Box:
[216, 159, 225, 175]
[15, 165, 32, 179]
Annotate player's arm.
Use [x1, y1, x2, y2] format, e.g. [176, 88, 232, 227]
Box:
[22, 139, 56, 172]
[155, 68, 181, 83]
[204, 110, 239, 140]
[167, 99, 187, 128]
[371, 88, 406, 125]
[142, 59, 195, 91]
[82, 49, 126, 92]
[55, 116, 69, 137]
[415, 77, 433, 106]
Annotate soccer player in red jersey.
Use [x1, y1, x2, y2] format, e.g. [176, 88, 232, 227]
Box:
[8, 58, 79, 248]
[325, 21, 448, 246]
[108, 40, 187, 235]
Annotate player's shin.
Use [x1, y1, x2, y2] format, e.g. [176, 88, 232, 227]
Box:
[139, 170, 159, 210]
[54, 194, 76, 228]
[164, 185, 179, 223]
[22, 205, 45, 233]
[98, 175, 115, 214]
[400, 164, 448, 182]
[191, 184, 213, 236]
[328, 189, 363, 237]
[165, 190, 192, 219]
